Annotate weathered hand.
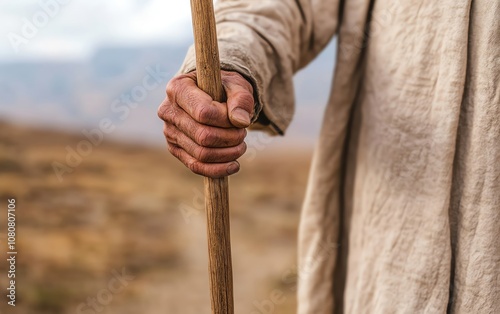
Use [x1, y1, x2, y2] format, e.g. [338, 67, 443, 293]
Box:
[158, 70, 254, 178]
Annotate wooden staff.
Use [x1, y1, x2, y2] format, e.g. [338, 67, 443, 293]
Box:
[189, 0, 234, 313]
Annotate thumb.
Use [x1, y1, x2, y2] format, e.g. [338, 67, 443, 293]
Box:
[223, 73, 254, 128]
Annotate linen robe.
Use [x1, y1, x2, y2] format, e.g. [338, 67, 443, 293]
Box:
[180, 0, 500, 312]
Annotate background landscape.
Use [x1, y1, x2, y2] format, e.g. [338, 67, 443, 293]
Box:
[0, 41, 335, 147]
[0, 1, 336, 313]
[0, 122, 312, 313]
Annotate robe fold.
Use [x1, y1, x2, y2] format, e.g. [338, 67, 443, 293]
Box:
[180, 0, 500, 312]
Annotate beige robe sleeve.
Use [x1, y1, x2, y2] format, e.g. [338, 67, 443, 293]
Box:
[179, 0, 340, 134]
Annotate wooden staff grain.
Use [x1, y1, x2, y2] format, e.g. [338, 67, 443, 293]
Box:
[189, 0, 234, 313]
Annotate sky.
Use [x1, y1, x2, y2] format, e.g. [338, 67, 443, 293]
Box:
[0, 0, 194, 61]
[0, 0, 335, 148]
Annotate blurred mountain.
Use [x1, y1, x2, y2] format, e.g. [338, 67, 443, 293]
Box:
[0, 41, 335, 146]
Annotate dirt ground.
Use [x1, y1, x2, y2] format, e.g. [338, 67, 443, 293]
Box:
[0, 122, 313, 314]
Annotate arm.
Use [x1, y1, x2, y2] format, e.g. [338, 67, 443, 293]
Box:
[158, 0, 340, 177]
[181, 0, 341, 134]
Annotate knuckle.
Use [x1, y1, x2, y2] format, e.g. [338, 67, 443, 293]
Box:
[157, 100, 175, 122]
[176, 84, 190, 102]
[197, 146, 211, 163]
[167, 143, 177, 156]
[239, 142, 248, 156]
[163, 125, 176, 143]
[163, 122, 172, 132]
[166, 75, 192, 101]
[165, 78, 179, 99]
[237, 128, 247, 143]
[196, 105, 213, 124]
[187, 161, 202, 175]
[157, 105, 165, 120]
[157, 100, 167, 119]
[167, 108, 180, 126]
[195, 127, 213, 147]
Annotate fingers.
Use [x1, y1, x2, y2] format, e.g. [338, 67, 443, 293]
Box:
[164, 123, 247, 163]
[159, 101, 246, 148]
[166, 71, 255, 128]
[167, 72, 232, 128]
[158, 70, 253, 178]
[167, 143, 241, 178]
[160, 105, 247, 178]
[222, 71, 255, 128]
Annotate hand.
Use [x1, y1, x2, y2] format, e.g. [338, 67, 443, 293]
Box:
[157, 70, 254, 178]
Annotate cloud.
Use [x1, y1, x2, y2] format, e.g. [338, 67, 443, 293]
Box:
[0, 0, 193, 61]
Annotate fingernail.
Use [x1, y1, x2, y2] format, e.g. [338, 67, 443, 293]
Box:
[232, 108, 251, 126]
[227, 162, 240, 175]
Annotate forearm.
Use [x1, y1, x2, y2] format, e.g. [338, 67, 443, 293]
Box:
[180, 0, 340, 134]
